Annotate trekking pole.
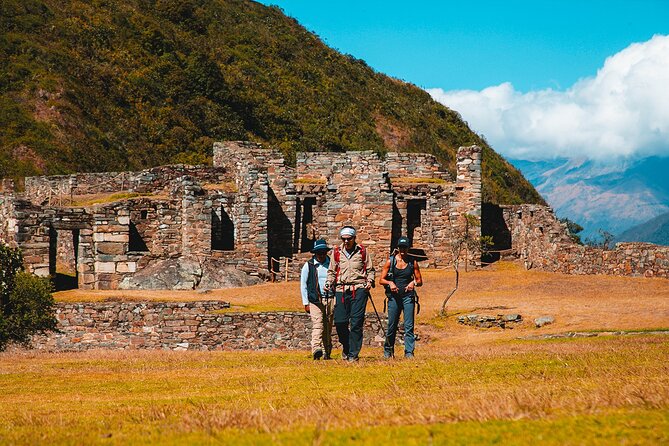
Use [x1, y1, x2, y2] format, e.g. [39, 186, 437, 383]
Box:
[366, 290, 386, 334]
[322, 289, 335, 359]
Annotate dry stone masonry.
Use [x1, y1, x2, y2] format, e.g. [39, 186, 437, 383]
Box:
[498, 204, 669, 278]
[30, 301, 389, 351]
[1, 142, 483, 290]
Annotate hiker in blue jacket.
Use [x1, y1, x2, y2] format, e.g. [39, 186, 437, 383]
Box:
[300, 239, 333, 360]
[378, 236, 423, 358]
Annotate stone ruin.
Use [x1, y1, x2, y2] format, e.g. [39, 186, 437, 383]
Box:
[2, 139, 666, 293]
[0, 142, 483, 290]
[483, 203, 669, 278]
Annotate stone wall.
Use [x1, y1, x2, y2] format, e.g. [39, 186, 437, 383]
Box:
[23, 165, 231, 206]
[2, 141, 484, 290]
[30, 301, 389, 351]
[502, 204, 669, 278]
[0, 191, 16, 246]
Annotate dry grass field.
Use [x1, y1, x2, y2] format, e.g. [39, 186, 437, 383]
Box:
[2, 261, 668, 445]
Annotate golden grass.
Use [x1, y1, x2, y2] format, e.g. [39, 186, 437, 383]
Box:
[6, 263, 669, 443]
[202, 181, 238, 193]
[294, 177, 327, 185]
[66, 192, 169, 207]
[392, 177, 447, 184]
[1, 336, 667, 444]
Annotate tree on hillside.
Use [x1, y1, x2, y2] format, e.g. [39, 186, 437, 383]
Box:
[0, 244, 57, 351]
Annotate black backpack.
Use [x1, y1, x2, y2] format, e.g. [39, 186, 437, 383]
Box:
[384, 254, 420, 314]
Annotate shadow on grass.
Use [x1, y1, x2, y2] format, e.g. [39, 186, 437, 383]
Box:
[52, 272, 78, 292]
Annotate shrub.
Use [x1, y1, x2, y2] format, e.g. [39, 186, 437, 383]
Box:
[0, 245, 57, 351]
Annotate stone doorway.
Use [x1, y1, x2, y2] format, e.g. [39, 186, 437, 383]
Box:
[406, 199, 426, 246]
[212, 206, 235, 251]
[49, 227, 80, 291]
[294, 196, 316, 253]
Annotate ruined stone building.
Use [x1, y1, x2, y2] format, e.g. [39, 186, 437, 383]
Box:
[0, 142, 482, 290]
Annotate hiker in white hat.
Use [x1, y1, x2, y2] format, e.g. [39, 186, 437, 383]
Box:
[325, 226, 375, 362]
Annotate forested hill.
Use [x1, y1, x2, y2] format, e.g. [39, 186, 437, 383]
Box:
[1, 0, 544, 205]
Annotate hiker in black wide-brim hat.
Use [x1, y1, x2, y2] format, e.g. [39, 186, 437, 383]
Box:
[300, 239, 333, 360]
[378, 236, 423, 358]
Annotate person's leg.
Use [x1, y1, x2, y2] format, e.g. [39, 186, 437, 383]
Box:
[348, 288, 368, 359]
[402, 295, 416, 357]
[309, 301, 325, 359]
[333, 291, 351, 358]
[323, 298, 334, 359]
[384, 295, 400, 358]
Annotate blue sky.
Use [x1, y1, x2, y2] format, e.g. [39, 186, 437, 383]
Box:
[258, 1, 669, 162]
[258, 0, 669, 92]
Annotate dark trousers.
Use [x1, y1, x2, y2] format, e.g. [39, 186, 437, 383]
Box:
[333, 287, 368, 359]
[384, 294, 415, 356]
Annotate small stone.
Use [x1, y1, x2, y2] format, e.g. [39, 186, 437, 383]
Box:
[534, 316, 555, 328]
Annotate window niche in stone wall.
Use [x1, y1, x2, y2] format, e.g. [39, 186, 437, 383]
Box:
[211, 206, 234, 251]
[128, 221, 149, 252]
[128, 207, 154, 253]
[407, 199, 427, 246]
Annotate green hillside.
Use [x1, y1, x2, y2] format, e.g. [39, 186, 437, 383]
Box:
[1, 0, 544, 204]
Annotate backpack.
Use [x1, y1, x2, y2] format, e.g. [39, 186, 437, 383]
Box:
[383, 254, 420, 314]
[385, 254, 413, 282]
[333, 244, 367, 285]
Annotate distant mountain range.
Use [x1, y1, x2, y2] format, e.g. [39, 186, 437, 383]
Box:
[511, 156, 669, 245]
[616, 211, 669, 245]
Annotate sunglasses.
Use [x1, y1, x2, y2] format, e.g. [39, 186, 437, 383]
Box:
[341, 237, 353, 241]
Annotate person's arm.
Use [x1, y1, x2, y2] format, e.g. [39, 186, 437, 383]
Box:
[326, 254, 336, 290]
[405, 260, 423, 292]
[413, 261, 423, 287]
[378, 258, 398, 293]
[300, 263, 310, 312]
[365, 251, 375, 290]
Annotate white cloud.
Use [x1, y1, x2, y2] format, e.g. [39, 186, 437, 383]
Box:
[428, 34, 669, 161]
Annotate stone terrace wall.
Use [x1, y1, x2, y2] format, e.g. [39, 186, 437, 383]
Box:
[23, 166, 231, 205]
[503, 204, 669, 278]
[296, 151, 394, 265]
[30, 302, 388, 351]
[385, 152, 452, 181]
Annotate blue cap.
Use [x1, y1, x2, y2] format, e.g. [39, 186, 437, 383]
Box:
[311, 239, 331, 253]
[397, 236, 410, 247]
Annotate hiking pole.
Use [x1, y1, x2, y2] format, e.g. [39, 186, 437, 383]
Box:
[322, 289, 335, 359]
[366, 290, 386, 335]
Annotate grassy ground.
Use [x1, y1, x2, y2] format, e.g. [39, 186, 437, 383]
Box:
[55, 261, 669, 335]
[1, 336, 667, 445]
[2, 261, 668, 444]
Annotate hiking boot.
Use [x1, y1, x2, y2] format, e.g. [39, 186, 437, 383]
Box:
[313, 350, 323, 360]
[384, 352, 394, 359]
[404, 352, 414, 359]
[347, 356, 359, 363]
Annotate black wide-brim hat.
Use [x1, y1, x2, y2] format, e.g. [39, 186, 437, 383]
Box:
[311, 239, 331, 253]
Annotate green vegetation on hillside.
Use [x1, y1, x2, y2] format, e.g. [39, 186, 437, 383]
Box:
[0, 0, 544, 204]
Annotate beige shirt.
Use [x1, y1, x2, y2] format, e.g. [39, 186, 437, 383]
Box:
[326, 243, 375, 289]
